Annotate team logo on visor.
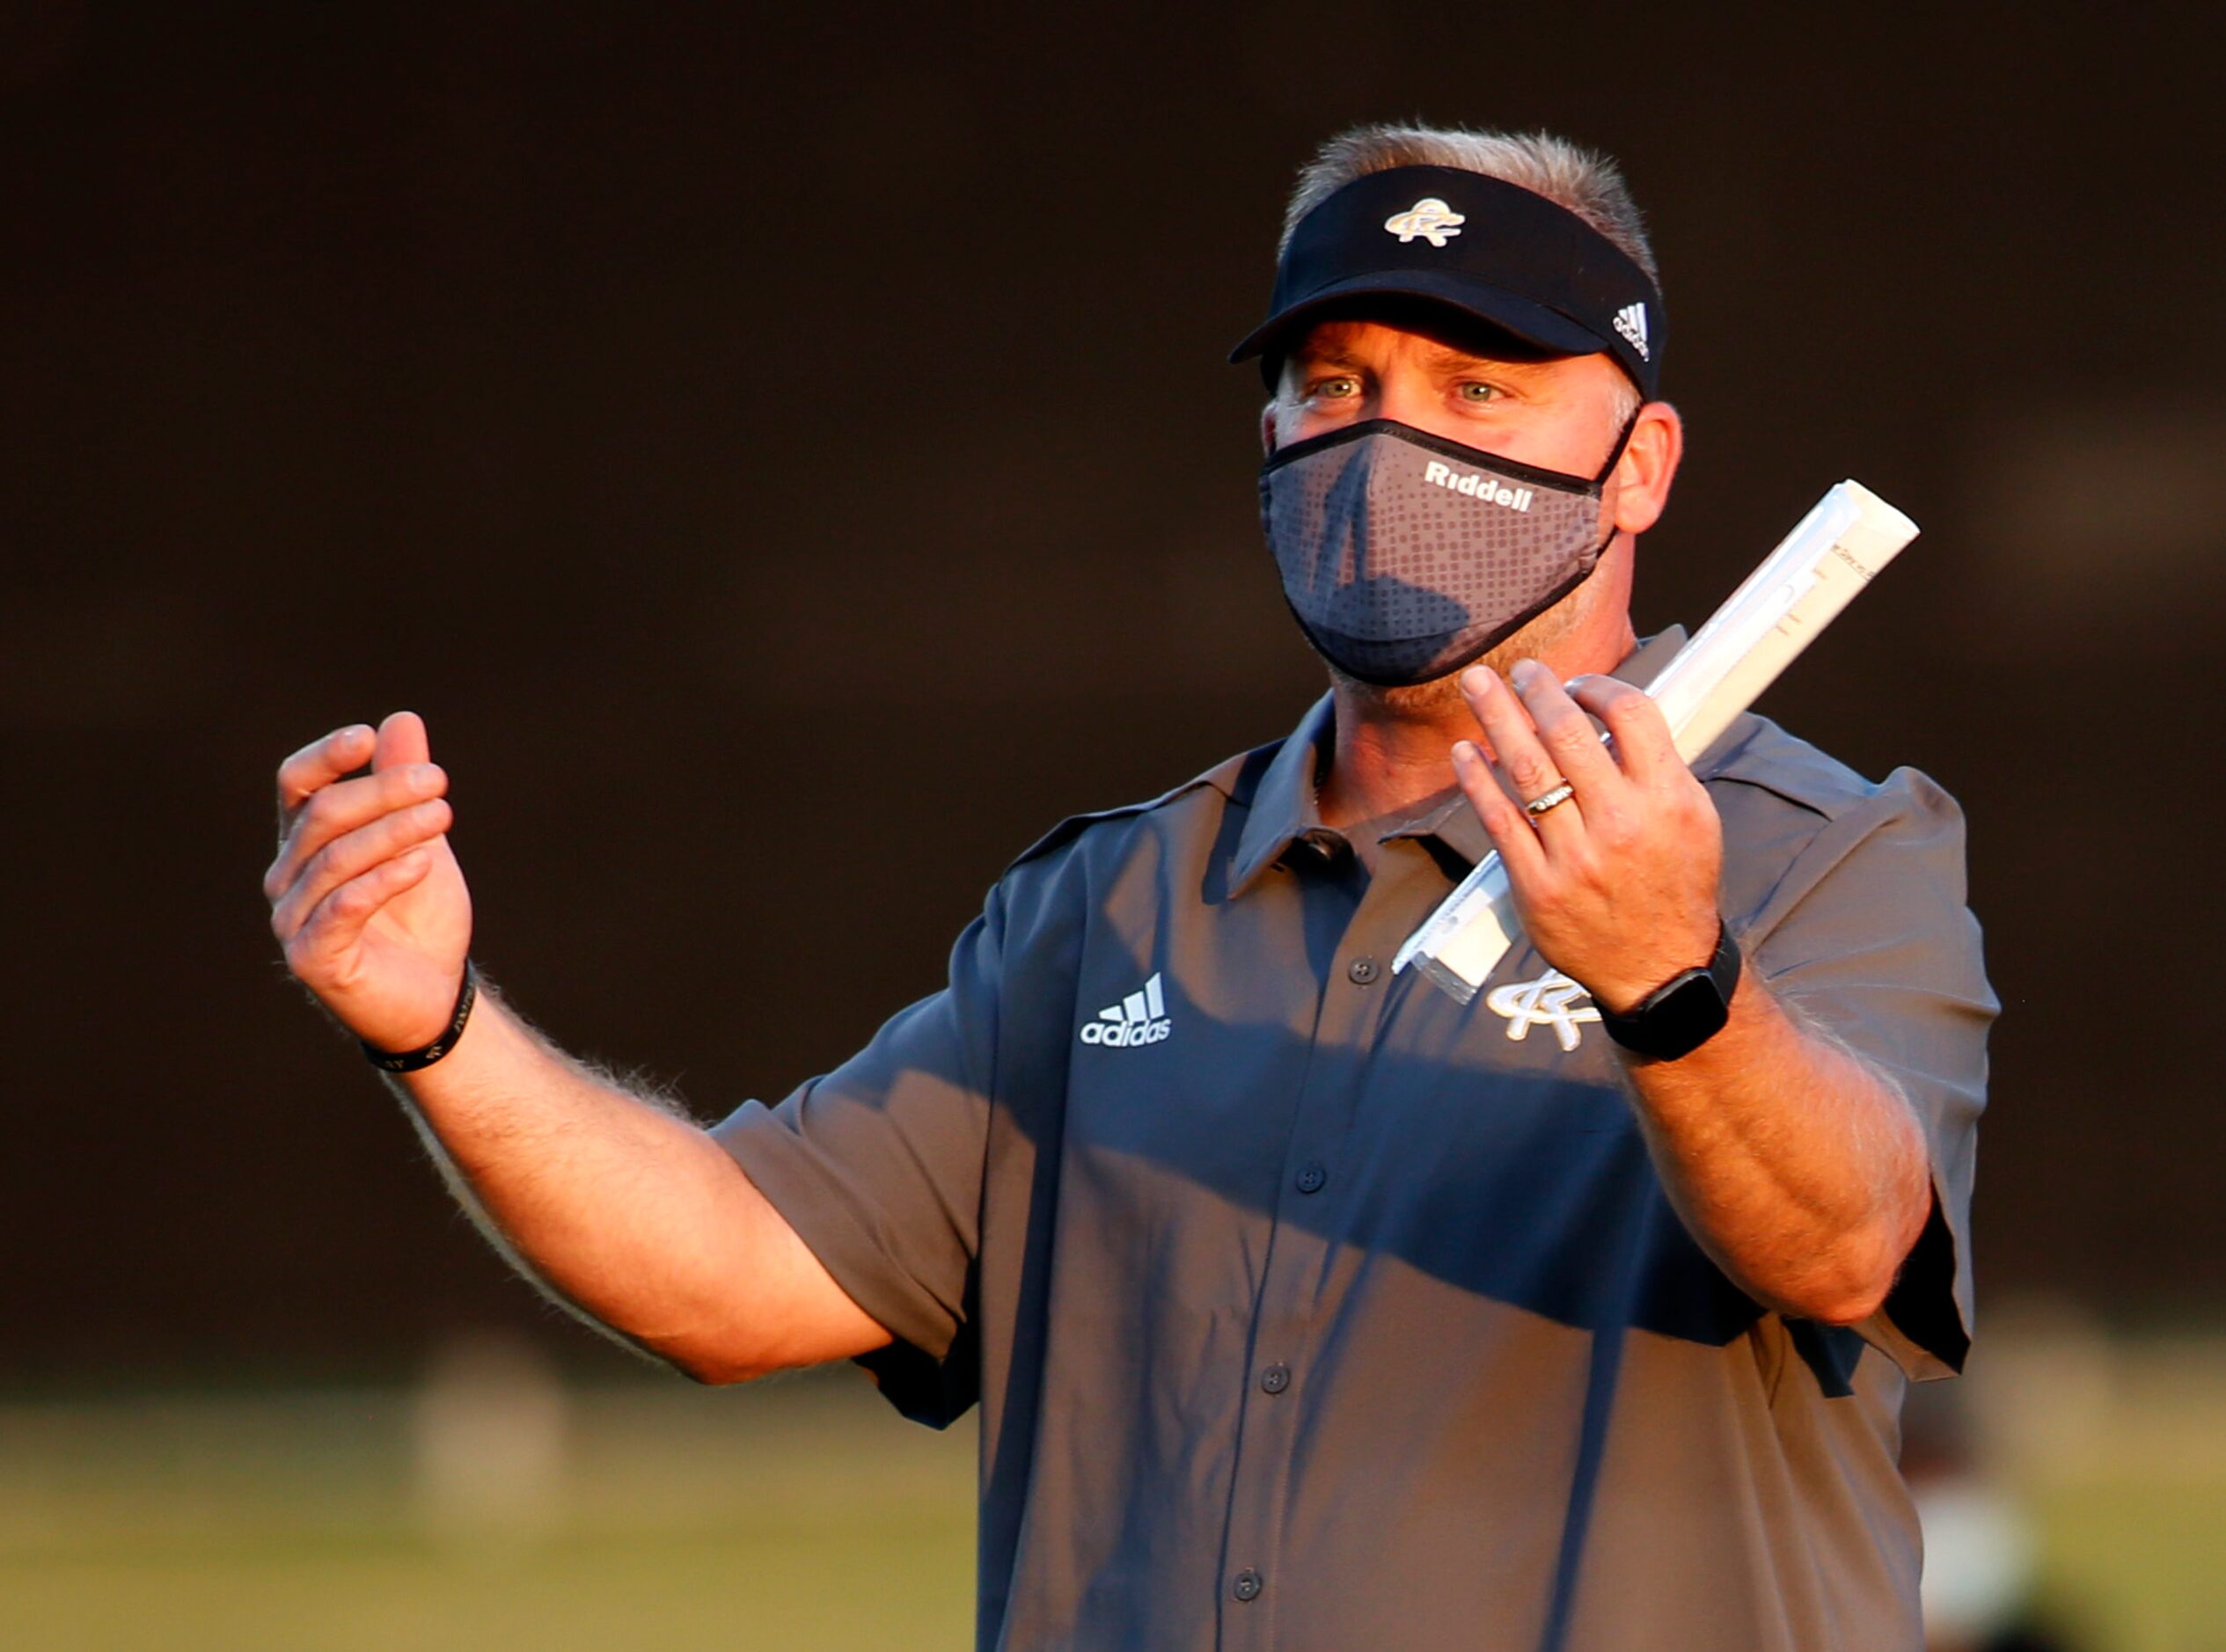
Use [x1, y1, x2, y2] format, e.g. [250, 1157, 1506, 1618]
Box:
[1383, 197, 1466, 248]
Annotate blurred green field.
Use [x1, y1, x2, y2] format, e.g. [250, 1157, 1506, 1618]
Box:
[0, 1364, 977, 1650]
[1973, 1321, 2226, 1652]
[2033, 1480, 2226, 1652]
[1, 1327, 2221, 1650]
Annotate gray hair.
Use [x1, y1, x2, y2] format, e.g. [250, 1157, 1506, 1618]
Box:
[1279, 122, 1659, 288]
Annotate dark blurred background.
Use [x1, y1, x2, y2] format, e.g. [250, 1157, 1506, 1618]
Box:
[3, 4, 2219, 1385]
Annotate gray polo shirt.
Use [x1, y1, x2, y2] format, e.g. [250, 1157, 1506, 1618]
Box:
[712, 630, 1994, 1652]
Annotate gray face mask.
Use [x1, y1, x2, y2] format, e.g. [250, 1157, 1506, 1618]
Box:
[1259, 415, 1635, 687]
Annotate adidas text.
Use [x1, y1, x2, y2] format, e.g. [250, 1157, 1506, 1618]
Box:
[1080, 1017, 1172, 1047]
[1424, 460, 1532, 511]
[1080, 971, 1173, 1048]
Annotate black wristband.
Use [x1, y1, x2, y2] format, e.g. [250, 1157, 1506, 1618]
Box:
[362, 962, 478, 1073]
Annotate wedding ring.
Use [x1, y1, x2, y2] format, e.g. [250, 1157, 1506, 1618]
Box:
[1523, 780, 1578, 817]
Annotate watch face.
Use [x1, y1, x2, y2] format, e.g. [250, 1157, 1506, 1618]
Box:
[1604, 927, 1739, 1061]
[1644, 970, 1731, 1059]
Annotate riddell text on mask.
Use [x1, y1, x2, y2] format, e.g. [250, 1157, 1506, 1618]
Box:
[1422, 460, 1534, 511]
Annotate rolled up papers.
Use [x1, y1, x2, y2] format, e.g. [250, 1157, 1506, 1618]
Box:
[1390, 479, 1921, 1003]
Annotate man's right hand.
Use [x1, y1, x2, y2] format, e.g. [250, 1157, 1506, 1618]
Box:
[262, 708, 892, 1382]
[267, 710, 472, 1053]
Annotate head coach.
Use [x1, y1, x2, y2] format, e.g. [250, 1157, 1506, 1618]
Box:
[264, 123, 1995, 1649]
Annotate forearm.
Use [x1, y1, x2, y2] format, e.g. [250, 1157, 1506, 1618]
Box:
[386, 982, 839, 1378]
[267, 717, 890, 1381]
[1446, 664, 1940, 1324]
[1618, 973, 1933, 1325]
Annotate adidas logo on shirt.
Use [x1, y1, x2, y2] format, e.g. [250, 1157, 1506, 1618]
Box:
[1613, 302, 1651, 360]
[1079, 971, 1173, 1048]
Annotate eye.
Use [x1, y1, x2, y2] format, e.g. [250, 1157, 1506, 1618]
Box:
[1457, 381, 1504, 404]
[1309, 374, 1361, 401]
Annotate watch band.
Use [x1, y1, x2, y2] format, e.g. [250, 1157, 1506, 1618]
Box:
[1599, 923, 1741, 1062]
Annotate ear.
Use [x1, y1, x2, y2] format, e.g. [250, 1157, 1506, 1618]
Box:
[1261, 398, 1281, 458]
[1607, 399, 1683, 537]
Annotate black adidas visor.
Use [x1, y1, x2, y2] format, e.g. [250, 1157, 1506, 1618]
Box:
[1229, 164, 1664, 400]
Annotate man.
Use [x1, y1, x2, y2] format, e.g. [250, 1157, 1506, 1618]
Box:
[266, 124, 1992, 1649]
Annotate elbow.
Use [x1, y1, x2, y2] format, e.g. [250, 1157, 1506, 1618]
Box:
[1805, 1278, 1892, 1328]
[1783, 1212, 1923, 1327]
[664, 1348, 777, 1387]
[1764, 1266, 1890, 1328]
[643, 1327, 785, 1387]
[1740, 1260, 1890, 1328]
[1804, 1158, 1935, 1327]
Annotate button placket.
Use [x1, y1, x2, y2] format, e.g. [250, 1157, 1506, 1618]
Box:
[1216, 841, 1438, 1650]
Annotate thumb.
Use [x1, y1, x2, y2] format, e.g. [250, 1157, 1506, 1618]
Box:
[372, 709, 432, 771]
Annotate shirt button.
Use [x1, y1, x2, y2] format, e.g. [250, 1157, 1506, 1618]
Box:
[1234, 1568, 1263, 1602]
[1296, 1160, 1327, 1195]
[1347, 955, 1380, 984]
[1261, 1363, 1291, 1394]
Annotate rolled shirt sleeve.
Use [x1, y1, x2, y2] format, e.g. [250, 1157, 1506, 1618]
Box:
[707, 883, 1004, 1400]
[1736, 765, 1995, 1380]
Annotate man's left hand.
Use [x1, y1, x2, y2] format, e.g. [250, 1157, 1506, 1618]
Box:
[1450, 662, 1723, 1017]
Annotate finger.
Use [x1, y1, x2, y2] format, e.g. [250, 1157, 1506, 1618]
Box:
[1458, 665, 1578, 833]
[1451, 740, 1549, 884]
[1570, 676, 1682, 789]
[287, 847, 437, 969]
[270, 800, 452, 943]
[263, 761, 448, 903]
[1509, 661, 1625, 797]
[372, 710, 432, 774]
[277, 724, 376, 822]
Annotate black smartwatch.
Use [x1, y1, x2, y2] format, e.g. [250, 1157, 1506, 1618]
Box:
[1599, 923, 1742, 1062]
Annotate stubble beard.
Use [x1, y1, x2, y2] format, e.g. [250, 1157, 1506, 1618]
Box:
[1322, 574, 1593, 718]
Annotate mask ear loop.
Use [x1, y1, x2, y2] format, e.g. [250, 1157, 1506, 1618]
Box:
[1592, 398, 1645, 486]
[1584, 398, 1647, 559]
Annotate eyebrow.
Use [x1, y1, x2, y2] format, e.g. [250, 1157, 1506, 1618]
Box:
[1289, 341, 1368, 372]
[1288, 338, 1554, 378]
[1417, 342, 1553, 379]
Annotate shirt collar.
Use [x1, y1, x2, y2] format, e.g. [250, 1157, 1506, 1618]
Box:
[1228, 626, 1690, 895]
[1230, 690, 1337, 892]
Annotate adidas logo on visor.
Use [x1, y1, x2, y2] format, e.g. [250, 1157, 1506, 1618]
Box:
[1079, 971, 1173, 1048]
[1614, 302, 1650, 360]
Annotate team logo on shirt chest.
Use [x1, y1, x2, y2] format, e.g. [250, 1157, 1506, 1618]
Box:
[1484, 968, 1600, 1052]
[1079, 971, 1173, 1048]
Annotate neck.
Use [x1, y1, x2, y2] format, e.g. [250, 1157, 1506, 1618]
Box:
[1315, 614, 1637, 833]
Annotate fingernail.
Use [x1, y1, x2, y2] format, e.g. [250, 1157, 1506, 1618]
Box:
[1452, 740, 1476, 765]
[1511, 660, 1540, 688]
[1461, 666, 1493, 697]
